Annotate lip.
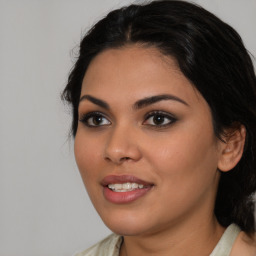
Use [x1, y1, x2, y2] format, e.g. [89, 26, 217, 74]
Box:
[101, 175, 152, 186]
[101, 175, 154, 204]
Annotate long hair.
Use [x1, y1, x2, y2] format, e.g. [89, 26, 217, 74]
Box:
[62, 0, 256, 233]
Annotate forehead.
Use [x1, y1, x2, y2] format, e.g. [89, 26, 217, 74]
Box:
[81, 46, 202, 106]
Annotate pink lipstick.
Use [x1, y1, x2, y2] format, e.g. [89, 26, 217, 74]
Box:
[101, 175, 153, 204]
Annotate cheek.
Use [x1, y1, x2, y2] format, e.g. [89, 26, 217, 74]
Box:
[74, 131, 102, 184]
[74, 132, 108, 211]
[145, 133, 220, 224]
[146, 125, 219, 191]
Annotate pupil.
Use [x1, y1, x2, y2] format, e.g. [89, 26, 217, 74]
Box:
[93, 116, 102, 125]
[153, 115, 164, 125]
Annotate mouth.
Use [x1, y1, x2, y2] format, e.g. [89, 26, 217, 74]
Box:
[108, 182, 150, 192]
[101, 175, 154, 204]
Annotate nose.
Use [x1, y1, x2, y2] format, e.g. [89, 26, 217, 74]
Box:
[104, 125, 142, 165]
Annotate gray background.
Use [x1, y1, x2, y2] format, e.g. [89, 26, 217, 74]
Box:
[0, 0, 255, 255]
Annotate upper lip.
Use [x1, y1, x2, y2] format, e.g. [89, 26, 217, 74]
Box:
[101, 175, 154, 187]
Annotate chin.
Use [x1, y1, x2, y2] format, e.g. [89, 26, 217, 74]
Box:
[107, 224, 148, 236]
[100, 212, 151, 236]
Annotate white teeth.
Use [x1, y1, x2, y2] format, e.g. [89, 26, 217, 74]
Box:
[108, 182, 145, 192]
[132, 183, 139, 189]
[123, 183, 131, 190]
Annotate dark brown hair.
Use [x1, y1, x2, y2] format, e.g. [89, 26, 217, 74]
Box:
[62, 0, 256, 233]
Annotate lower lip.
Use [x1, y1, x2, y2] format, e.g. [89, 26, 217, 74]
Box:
[103, 186, 152, 204]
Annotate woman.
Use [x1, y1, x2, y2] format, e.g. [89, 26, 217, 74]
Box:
[63, 0, 256, 255]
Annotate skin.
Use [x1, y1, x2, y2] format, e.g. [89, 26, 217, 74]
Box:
[231, 232, 256, 256]
[74, 46, 253, 255]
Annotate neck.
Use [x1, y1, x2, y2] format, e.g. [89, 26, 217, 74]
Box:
[120, 217, 225, 256]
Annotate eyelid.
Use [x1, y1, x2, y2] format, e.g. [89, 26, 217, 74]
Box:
[143, 110, 177, 126]
[79, 111, 111, 127]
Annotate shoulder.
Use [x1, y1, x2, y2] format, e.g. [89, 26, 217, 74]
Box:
[231, 231, 256, 256]
[74, 233, 122, 256]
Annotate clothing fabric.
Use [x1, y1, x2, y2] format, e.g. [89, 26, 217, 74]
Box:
[74, 234, 122, 256]
[74, 224, 240, 256]
[210, 224, 241, 256]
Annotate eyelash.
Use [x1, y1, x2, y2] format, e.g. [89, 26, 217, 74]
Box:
[143, 111, 177, 128]
[79, 111, 177, 128]
[79, 112, 111, 127]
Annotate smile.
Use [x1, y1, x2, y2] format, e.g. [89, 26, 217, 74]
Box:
[108, 182, 147, 192]
[102, 175, 154, 204]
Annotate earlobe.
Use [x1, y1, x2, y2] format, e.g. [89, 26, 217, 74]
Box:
[217, 125, 246, 172]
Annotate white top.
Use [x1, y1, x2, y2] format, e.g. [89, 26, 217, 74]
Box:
[210, 224, 241, 256]
[75, 224, 240, 256]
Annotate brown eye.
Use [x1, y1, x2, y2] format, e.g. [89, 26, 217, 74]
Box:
[91, 115, 104, 125]
[79, 112, 111, 127]
[152, 115, 166, 125]
[144, 111, 177, 126]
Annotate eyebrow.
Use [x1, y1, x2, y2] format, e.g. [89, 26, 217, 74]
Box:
[79, 95, 110, 110]
[79, 94, 189, 110]
[134, 94, 189, 109]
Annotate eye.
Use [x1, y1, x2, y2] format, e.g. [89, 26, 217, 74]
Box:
[79, 112, 111, 127]
[143, 111, 177, 127]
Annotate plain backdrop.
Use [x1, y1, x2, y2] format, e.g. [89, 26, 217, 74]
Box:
[0, 0, 255, 255]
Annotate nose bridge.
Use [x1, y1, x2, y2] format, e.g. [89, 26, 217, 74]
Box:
[104, 123, 141, 164]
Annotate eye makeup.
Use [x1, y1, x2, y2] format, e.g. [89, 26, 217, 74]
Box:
[79, 111, 111, 127]
[143, 110, 178, 128]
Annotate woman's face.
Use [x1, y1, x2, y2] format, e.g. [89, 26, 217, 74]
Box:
[74, 46, 223, 236]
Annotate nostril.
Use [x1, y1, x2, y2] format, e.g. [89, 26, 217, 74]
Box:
[121, 157, 130, 160]
[104, 156, 131, 164]
[104, 156, 129, 161]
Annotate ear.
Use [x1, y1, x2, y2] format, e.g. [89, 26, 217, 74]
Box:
[217, 124, 246, 172]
